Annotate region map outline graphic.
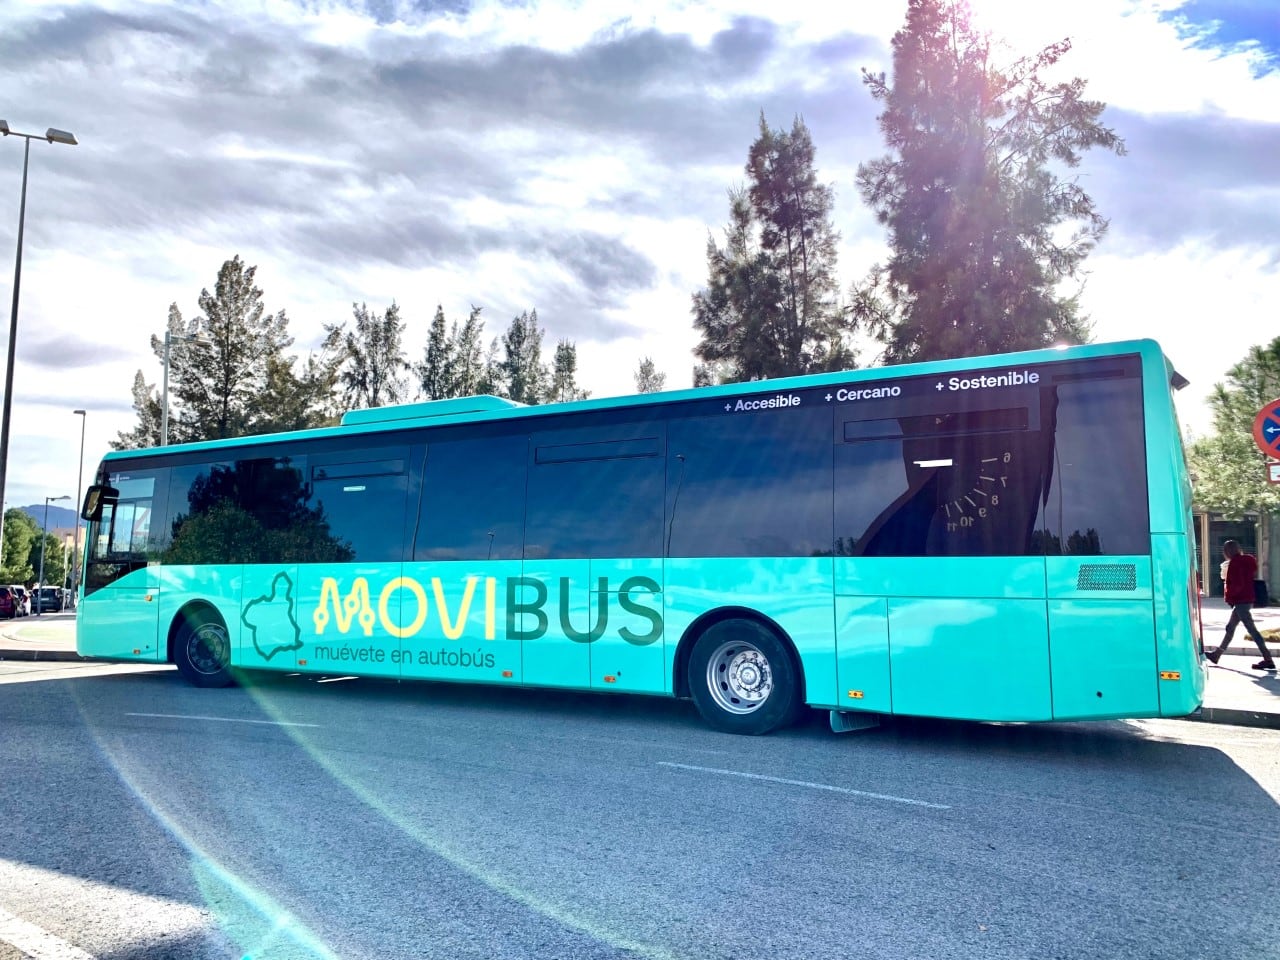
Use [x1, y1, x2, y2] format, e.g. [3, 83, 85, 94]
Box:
[241, 571, 303, 661]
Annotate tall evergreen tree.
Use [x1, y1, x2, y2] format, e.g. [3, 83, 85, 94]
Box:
[634, 356, 667, 394]
[692, 114, 850, 383]
[324, 301, 410, 410]
[170, 256, 296, 440]
[548, 339, 588, 403]
[256, 349, 342, 432]
[450, 306, 487, 397]
[416, 305, 455, 400]
[498, 310, 548, 405]
[110, 371, 163, 450]
[855, 0, 1125, 362]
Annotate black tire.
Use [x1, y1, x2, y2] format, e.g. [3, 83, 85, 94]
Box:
[174, 613, 235, 688]
[688, 618, 801, 735]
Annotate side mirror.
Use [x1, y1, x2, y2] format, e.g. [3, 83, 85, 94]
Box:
[81, 484, 118, 522]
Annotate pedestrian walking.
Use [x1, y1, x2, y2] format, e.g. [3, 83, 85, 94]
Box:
[1205, 540, 1275, 670]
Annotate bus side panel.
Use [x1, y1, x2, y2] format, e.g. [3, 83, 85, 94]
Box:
[1045, 555, 1159, 719]
[79, 566, 163, 662]
[293, 563, 402, 679]
[888, 597, 1051, 721]
[589, 558, 665, 694]
[1047, 600, 1157, 719]
[521, 559, 592, 690]
[400, 560, 523, 685]
[237, 564, 295, 671]
[664, 558, 836, 708]
[1151, 532, 1205, 716]
[834, 556, 1046, 599]
[834, 597, 891, 713]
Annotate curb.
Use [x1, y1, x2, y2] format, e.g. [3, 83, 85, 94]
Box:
[0, 646, 85, 663]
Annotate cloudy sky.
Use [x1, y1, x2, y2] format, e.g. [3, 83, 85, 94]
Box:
[0, 0, 1277, 511]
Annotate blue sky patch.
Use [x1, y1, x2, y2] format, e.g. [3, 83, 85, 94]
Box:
[1161, 1, 1280, 75]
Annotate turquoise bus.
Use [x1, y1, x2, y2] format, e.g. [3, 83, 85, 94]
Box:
[77, 338, 1203, 735]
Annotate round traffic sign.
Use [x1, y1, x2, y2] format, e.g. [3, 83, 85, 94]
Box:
[1254, 398, 1280, 458]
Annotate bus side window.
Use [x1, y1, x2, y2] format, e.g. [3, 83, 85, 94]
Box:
[414, 435, 527, 562]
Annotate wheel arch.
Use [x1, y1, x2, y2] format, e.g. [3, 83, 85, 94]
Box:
[672, 606, 806, 704]
[166, 600, 227, 664]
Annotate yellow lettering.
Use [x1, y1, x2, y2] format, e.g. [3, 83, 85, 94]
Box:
[314, 578, 374, 636]
[432, 576, 478, 640]
[379, 577, 428, 639]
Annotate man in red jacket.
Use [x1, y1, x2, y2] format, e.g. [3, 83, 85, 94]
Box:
[1205, 540, 1275, 670]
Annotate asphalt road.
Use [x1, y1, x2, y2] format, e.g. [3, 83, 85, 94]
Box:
[1, 661, 1278, 960]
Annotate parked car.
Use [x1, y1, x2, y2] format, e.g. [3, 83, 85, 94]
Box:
[8, 585, 29, 617]
[0, 587, 15, 620]
[32, 586, 63, 613]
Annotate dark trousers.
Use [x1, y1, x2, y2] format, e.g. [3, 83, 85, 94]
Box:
[1218, 604, 1272, 660]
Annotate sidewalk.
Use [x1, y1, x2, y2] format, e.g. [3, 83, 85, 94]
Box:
[2, 599, 1279, 729]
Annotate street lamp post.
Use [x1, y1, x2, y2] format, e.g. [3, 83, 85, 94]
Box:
[161, 331, 209, 446]
[0, 121, 78, 558]
[37, 494, 70, 615]
[71, 408, 86, 606]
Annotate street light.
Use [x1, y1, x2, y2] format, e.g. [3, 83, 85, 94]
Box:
[161, 330, 211, 446]
[36, 494, 70, 615]
[71, 408, 86, 606]
[0, 120, 78, 555]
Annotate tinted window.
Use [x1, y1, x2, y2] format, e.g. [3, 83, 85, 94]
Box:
[310, 471, 408, 562]
[666, 407, 832, 558]
[1038, 374, 1149, 555]
[833, 360, 1149, 557]
[835, 415, 1044, 557]
[415, 435, 527, 561]
[525, 425, 664, 559]
[163, 455, 367, 564]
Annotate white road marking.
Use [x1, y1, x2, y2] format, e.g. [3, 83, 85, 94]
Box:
[0, 906, 96, 960]
[658, 761, 951, 809]
[125, 712, 320, 728]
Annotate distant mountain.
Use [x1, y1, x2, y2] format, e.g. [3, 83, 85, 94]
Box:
[16, 504, 80, 531]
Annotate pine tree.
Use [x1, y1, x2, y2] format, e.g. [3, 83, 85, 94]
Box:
[692, 114, 850, 383]
[855, 0, 1125, 362]
[416, 305, 455, 401]
[548, 339, 589, 402]
[498, 310, 548, 405]
[324, 301, 410, 410]
[450, 307, 487, 397]
[110, 371, 163, 450]
[634, 357, 667, 393]
[170, 256, 296, 440]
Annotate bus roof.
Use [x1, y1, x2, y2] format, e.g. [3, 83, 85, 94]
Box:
[101, 337, 1178, 461]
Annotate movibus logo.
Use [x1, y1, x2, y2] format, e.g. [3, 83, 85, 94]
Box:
[310, 574, 664, 646]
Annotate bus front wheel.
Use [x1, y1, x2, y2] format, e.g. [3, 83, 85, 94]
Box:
[174, 613, 234, 688]
[688, 619, 800, 735]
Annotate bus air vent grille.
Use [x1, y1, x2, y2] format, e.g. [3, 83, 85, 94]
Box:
[1077, 564, 1137, 591]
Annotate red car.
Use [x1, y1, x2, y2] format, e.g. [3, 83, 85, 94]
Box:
[0, 587, 15, 620]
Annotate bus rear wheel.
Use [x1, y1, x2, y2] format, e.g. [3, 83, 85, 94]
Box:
[689, 619, 800, 735]
[175, 613, 234, 688]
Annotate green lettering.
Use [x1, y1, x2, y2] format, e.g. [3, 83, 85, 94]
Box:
[506, 576, 548, 640]
[560, 577, 609, 644]
[618, 576, 663, 646]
